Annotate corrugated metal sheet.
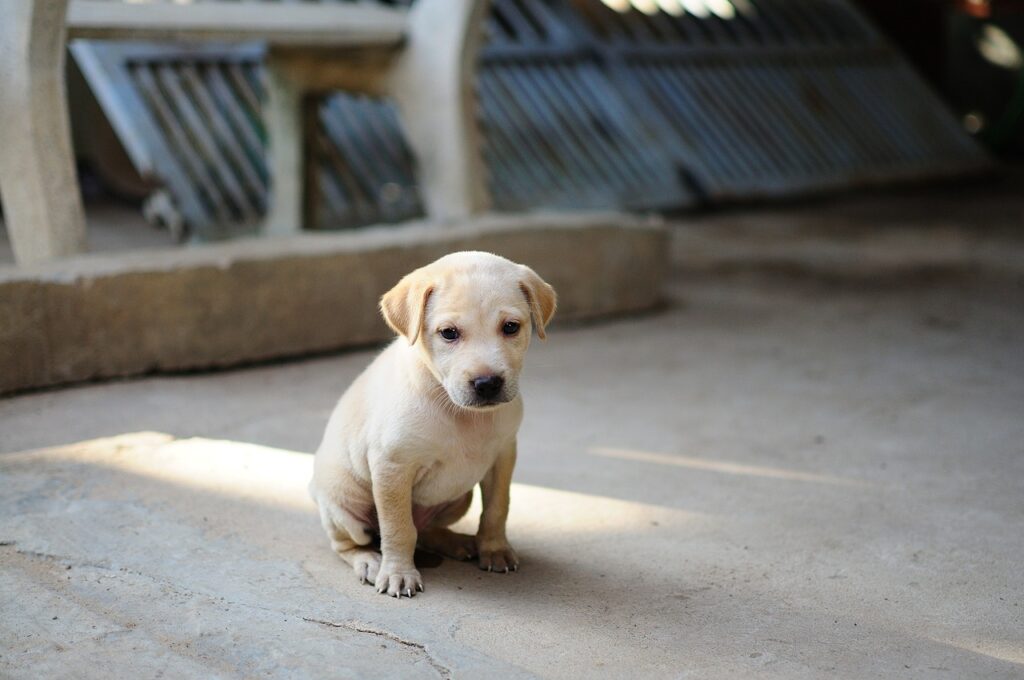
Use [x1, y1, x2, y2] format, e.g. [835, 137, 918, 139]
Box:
[479, 0, 694, 210]
[72, 41, 421, 238]
[71, 0, 989, 241]
[311, 92, 422, 230]
[481, 0, 988, 207]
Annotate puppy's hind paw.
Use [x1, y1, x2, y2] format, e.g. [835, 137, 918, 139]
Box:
[477, 542, 519, 574]
[353, 552, 381, 586]
[418, 528, 478, 561]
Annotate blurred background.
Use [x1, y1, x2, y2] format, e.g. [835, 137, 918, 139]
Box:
[3, 0, 1022, 257]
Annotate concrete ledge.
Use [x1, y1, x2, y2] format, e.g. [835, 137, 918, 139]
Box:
[67, 0, 409, 46]
[0, 213, 667, 394]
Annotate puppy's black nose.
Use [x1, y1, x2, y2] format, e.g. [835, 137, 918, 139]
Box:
[472, 375, 504, 401]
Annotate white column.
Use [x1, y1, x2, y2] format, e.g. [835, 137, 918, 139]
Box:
[262, 54, 305, 236]
[0, 0, 87, 265]
[388, 0, 491, 222]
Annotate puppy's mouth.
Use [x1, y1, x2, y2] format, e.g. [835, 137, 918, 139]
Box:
[442, 386, 516, 411]
[464, 395, 512, 410]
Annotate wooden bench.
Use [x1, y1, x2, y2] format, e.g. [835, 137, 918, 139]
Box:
[0, 0, 491, 265]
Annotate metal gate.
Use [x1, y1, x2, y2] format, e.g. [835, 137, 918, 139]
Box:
[71, 0, 989, 240]
[480, 0, 988, 206]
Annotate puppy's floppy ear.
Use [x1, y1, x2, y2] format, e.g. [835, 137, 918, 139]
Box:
[380, 271, 433, 344]
[519, 265, 557, 340]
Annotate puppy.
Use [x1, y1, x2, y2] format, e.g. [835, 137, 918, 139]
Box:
[310, 251, 556, 597]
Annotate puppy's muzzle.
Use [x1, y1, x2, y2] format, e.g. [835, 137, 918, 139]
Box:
[471, 375, 505, 403]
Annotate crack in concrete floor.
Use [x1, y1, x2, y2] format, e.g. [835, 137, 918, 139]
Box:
[303, 617, 452, 679]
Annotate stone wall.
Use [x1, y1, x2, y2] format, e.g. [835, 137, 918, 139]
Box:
[0, 213, 667, 394]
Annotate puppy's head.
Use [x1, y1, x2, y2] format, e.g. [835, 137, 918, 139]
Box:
[381, 251, 556, 410]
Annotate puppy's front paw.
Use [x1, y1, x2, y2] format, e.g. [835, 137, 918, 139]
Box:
[375, 561, 423, 598]
[476, 540, 519, 573]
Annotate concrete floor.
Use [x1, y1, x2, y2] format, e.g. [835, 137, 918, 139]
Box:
[2, 180, 1024, 678]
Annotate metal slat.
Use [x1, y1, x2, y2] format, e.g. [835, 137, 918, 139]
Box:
[551, 63, 663, 193]
[670, 66, 775, 182]
[527, 66, 641, 196]
[155, 64, 258, 221]
[520, 61, 638, 196]
[376, 103, 424, 214]
[317, 123, 382, 223]
[320, 143, 376, 224]
[320, 105, 388, 201]
[317, 165, 352, 225]
[227, 63, 263, 117]
[314, 93, 422, 229]
[560, 69, 683, 207]
[751, 61, 858, 173]
[691, 62, 793, 181]
[132, 63, 234, 224]
[632, 63, 739, 188]
[820, 60, 907, 168]
[488, 67, 597, 195]
[845, 60, 935, 163]
[325, 98, 400, 195]
[203, 66, 267, 179]
[495, 0, 543, 43]
[179, 64, 267, 206]
[624, 64, 727, 194]
[663, 62, 770, 185]
[719, 63, 821, 179]
[477, 74, 574, 202]
[499, 65, 617, 200]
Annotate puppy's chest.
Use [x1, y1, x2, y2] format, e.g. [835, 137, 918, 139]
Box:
[412, 431, 504, 504]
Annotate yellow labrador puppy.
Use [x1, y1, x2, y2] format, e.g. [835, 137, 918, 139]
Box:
[310, 251, 556, 597]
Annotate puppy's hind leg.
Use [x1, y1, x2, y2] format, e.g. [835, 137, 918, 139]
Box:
[316, 497, 381, 585]
[417, 491, 477, 561]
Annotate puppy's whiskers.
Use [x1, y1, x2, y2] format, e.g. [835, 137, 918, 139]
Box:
[427, 382, 462, 418]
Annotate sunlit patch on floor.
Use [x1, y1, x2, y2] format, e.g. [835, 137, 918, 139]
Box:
[930, 637, 1024, 666]
[589, 447, 867, 487]
[8, 432, 317, 513]
[5, 434, 708, 540]
[455, 482, 711, 539]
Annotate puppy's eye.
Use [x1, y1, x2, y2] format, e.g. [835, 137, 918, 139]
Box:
[439, 327, 460, 342]
[502, 321, 521, 336]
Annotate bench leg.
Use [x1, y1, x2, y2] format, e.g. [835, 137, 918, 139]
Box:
[389, 0, 491, 222]
[0, 0, 87, 265]
[263, 55, 305, 236]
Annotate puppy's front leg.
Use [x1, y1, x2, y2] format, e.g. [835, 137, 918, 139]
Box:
[370, 459, 422, 597]
[477, 441, 519, 573]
